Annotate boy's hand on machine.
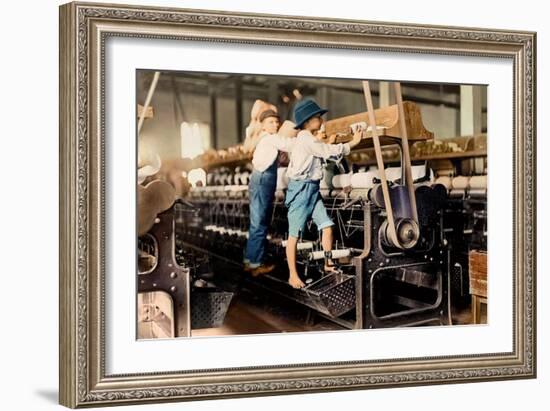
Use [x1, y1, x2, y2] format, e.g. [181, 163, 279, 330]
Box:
[315, 130, 328, 141]
[348, 129, 363, 149]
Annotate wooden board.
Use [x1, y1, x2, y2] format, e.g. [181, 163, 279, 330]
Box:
[325, 101, 434, 147]
[469, 250, 487, 297]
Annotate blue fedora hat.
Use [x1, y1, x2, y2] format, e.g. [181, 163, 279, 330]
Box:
[293, 99, 328, 129]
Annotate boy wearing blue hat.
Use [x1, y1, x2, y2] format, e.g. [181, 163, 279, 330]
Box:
[285, 99, 363, 288]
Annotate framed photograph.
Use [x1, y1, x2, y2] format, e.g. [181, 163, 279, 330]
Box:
[59, 1, 536, 408]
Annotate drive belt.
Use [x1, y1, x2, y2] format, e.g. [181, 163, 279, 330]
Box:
[361, 81, 419, 249]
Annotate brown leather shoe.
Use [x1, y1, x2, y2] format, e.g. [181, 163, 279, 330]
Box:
[250, 264, 275, 277]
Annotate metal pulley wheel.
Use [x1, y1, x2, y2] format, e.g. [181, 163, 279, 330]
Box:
[380, 217, 420, 249]
[368, 184, 386, 208]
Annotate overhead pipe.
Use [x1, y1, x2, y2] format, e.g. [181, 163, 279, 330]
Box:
[138, 71, 161, 134]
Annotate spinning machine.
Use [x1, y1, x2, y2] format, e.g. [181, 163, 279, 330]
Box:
[138, 81, 487, 337]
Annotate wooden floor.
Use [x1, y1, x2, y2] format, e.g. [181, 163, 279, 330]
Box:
[453, 299, 487, 325]
[191, 292, 487, 337]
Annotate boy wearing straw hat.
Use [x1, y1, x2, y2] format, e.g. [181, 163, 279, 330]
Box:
[285, 99, 363, 288]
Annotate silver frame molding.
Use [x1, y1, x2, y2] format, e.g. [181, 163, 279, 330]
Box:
[59, 1, 537, 408]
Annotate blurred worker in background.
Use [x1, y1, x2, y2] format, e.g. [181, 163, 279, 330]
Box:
[243, 100, 278, 153]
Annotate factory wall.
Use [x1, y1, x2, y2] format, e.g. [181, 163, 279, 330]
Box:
[140, 87, 260, 160]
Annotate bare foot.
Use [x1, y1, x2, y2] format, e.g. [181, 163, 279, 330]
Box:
[324, 264, 338, 274]
[288, 273, 305, 289]
[324, 259, 338, 274]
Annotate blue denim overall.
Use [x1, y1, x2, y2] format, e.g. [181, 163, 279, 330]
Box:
[244, 160, 278, 267]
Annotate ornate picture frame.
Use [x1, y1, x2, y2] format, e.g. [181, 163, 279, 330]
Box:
[59, 1, 536, 408]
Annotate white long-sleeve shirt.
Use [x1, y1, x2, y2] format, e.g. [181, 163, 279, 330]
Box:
[286, 130, 351, 181]
[252, 132, 296, 172]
